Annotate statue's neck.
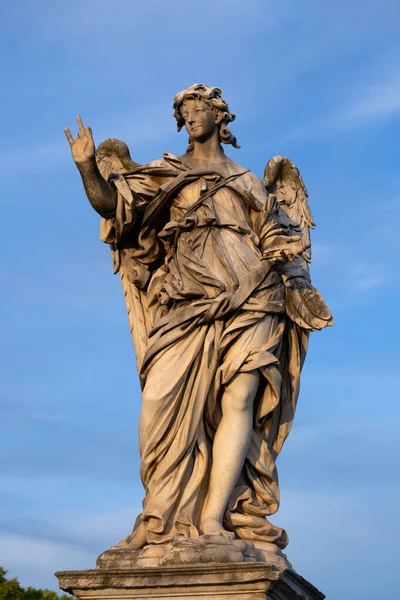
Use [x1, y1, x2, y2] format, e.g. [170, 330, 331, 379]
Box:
[190, 134, 225, 164]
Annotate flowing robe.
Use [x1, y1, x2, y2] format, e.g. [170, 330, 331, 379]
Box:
[100, 153, 309, 549]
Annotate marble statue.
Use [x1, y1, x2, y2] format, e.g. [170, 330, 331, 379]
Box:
[64, 84, 332, 562]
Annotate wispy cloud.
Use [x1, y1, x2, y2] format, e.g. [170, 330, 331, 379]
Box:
[20, 0, 280, 43]
[347, 260, 388, 292]
[0, 103, 176, 177]
[310, 236, 393, 301]
[367, 196, 400, 214]
[342, 72, 400, 125]
[278, 488, 400, 598]
[0, 141, 68, 176]
[285, 64, 400, 141]
[310, 243, 336, 268]
[0, 534, 94, 589]
[0, 505, 142, 589]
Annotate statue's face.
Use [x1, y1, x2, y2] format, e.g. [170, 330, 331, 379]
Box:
[180, 98, 219, 142]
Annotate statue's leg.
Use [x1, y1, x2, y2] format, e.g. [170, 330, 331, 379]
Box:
[126, 319, 218, 547]
[200, 368, 260, 537]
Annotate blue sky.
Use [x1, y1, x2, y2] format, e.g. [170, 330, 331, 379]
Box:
[1, 1, 399, 598]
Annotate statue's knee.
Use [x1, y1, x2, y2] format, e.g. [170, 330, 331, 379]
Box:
[223, 371, 259, 413]
[222, 384, 254, 414]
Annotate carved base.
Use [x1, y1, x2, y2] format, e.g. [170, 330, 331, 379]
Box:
[97, 535, 291, 571]
[56, 563, 325, 599]
[56, 536, 324, 599]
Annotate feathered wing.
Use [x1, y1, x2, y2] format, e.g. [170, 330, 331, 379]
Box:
[263, 155, 333, 331]
[96, 138, 151, 373]
[95, 138, 140, 180]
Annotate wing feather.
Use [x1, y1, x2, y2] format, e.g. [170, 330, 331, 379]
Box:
[96, 138, 140, 180]
[96, 138, 150, 369]
[263, 155, 314, 264]
[120, 260, 149, 373]
[263, 155, 333, 331]
[299, 189, 315, 229]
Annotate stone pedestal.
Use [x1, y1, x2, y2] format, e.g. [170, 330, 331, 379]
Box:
[56, 563, 325, 600]
[56, 536, 324, 599]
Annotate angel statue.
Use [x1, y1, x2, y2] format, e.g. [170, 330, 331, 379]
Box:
[64, 84, 332, 565]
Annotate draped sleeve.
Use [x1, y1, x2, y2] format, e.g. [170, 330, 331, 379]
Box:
[247, 175, 288, 253]
[100, 159, 167, 245]
[247, 174, 311, 281]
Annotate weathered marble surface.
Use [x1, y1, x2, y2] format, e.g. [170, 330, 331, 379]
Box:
[60, 85, 330, 598]
[64, 84, 332, 552]
[96, 535, 291, 571]
[56, 537, 325, 599]
[56, 563, 325, 600]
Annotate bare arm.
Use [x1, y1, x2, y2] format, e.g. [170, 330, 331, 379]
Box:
[64, 116, 117, 218]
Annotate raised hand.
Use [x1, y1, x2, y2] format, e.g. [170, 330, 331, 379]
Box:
[64, 115, 95, 165]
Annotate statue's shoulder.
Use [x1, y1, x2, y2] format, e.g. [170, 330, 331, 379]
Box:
[226, 156, 267, 199]
[141, 153, 188, 173]
[143, 156, 170, 168]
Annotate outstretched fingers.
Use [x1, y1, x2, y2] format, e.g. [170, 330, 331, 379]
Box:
[64, 127, 74, 146]
[76, 114, 85, 135]
[65, 116, 93, 147]
[78, 116, 94, 141]
[85, 124, 93, 140]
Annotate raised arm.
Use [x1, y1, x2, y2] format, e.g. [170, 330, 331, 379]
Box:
[64, 116, 117, 218]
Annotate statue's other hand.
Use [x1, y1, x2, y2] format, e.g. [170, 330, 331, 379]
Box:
[64, 115, 95, 165]
[285, 277, 333, 331]
[285, 276, 312, 291]
[262, 235, 309, 265]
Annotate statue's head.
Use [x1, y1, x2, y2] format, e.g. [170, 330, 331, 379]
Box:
[173, 84, 239, 151]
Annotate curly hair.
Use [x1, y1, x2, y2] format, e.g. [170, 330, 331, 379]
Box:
[172, 83, 240, 151]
